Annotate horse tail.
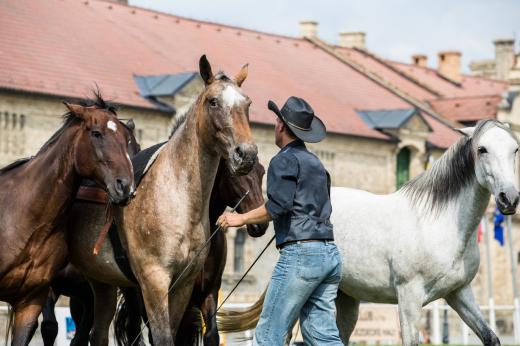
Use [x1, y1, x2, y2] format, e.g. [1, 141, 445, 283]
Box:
[114, 287, 145, 346]
[217, 288, 266, 333]
[4, 305, 13, 346]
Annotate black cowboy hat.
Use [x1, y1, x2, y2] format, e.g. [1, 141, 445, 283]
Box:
[268, 96, 326, 143]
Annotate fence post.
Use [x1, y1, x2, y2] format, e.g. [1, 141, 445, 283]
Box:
[483, 215, 497, 332]
[506, 215, 520, 344]
[432, 300, 441, 344]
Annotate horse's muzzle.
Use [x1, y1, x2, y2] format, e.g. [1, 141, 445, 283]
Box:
[108, 178, 135, 206]
[247, 223, 269, 238]
[496, 189, 519, 215]
[230, 143, 258, 176]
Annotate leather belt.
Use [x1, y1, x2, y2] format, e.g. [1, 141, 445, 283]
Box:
[277, 239, 333, 250]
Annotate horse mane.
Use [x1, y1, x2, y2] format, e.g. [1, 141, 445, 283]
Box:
[401, 119, 517, 212]
[169, 111, 189, 139]
[0, 90, 117, 175]
[167, 71, 232, 139]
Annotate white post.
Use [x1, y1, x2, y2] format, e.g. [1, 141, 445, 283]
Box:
[461, 320, 469, 345]
[432, 300, 441, 345]
[506, 215, 520, 344]
[483, 215, 497, 332]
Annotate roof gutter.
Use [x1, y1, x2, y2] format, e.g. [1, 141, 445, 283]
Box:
[305, 37, 461, 131]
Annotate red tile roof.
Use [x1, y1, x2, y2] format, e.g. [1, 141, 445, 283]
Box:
[389, 61, 507, 99]
[332, 46, 506, 144]
[429, 95, 502, 122]
[0, 0, 463, 147]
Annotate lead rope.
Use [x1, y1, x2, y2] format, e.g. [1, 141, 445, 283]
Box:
[129, 190, 250, 346]
[212, 234, 275, 319]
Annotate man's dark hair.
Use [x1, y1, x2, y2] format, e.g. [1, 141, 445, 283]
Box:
[283, 123, 297, 139]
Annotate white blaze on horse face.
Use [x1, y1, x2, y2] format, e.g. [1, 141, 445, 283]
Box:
[221, 85, 246, 109]
[107, 120, 117, 133]
[475, 126, 519, 192]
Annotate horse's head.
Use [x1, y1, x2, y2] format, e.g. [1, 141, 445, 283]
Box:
[461, 120, 520, 215]
[197, 55, 258, 176]
[216, 159, 268, 237]
[63, 102, 135, 205]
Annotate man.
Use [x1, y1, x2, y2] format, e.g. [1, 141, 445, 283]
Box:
[217, 96, 343, 345]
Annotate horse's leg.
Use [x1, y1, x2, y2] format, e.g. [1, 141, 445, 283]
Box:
[396, 283, 424, 346]
[168, 280, 196, 342]
[41, 289, 59, 346]
[335, 291, 360, 343]
[89, 280, 117, 346]
[70, 291, 93, 346]
[139, 267, 174, 345]
[201, 292, 218, 346]
[445, 284, 500, 346]
[11, 290, 48, 346]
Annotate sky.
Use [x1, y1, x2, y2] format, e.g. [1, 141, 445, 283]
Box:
[129, 0, 520, 73]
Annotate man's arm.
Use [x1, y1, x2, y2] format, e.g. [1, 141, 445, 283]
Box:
[216, 204, 272, 229]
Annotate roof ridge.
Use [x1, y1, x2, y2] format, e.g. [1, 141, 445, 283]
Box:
[306, 37, 460, 131]
[389, 60, 508, 85]
[92, 0, 302, 43]
[432, 94, 502, 102]
[335, 46, 443, 98]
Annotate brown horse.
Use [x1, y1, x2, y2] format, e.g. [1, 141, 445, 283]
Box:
[39, 119, 141, 346]
[177, 159, 267, 346]
[68, 55, 258, 345]
[0, 94, 134, 346]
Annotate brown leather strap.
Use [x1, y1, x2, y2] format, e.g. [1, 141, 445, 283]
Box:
[76, 186, 108, 204]
[92, 204, 113, 256]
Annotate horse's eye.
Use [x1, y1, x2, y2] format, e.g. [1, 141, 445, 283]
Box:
[91, 130, 103, 139]
[515, 148, 519, 154]
[478, 146, 487, 154]
[209, 98, 219, 108]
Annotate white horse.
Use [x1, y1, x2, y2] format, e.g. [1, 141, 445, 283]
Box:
[218, 119, 519, 346]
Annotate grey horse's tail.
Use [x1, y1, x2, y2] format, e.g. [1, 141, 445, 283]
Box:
[217, 288, 266, 333]
[4, 305, 13, 346]
[114, 287, 147, 346]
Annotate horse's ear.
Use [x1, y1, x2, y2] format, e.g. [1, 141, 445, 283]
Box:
[456, 127, 475, 137]
[63, 102, 87, 120]
[126, 119, 135, 131]
[199, 55, 214, 85]
[235, 63, 248, 87]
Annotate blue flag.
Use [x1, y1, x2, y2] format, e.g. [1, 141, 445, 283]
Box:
[494, 208, 505, 246]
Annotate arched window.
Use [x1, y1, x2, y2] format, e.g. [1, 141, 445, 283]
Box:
[396, 147, 411, 189]
[234, 228, 246, 273]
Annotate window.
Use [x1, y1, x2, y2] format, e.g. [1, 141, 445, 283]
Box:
[234, 229, 246, 272]
[0, 111, 26, 156]
[396, 147, 411, 189]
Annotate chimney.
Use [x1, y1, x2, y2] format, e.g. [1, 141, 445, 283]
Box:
[338, 32, 366, 50]
[438, 51, 461, 83]
[494, 38, 515, 80]
[412, 54, 428, 68]
[299, 21, 318, 38]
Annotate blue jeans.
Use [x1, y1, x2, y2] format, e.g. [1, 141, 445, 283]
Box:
[253, 241, 343, 346]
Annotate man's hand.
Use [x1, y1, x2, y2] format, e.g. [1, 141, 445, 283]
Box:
[217, 212, 246, 229]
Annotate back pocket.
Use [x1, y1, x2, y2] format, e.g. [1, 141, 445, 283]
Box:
[297, 252, 325, 282]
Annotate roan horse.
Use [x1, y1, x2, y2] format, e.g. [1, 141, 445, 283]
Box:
[68, 55, 258, 345]
[0, 95, 135, 346]
[113, 159, 268, 346]
[218, 119, 520, 346]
